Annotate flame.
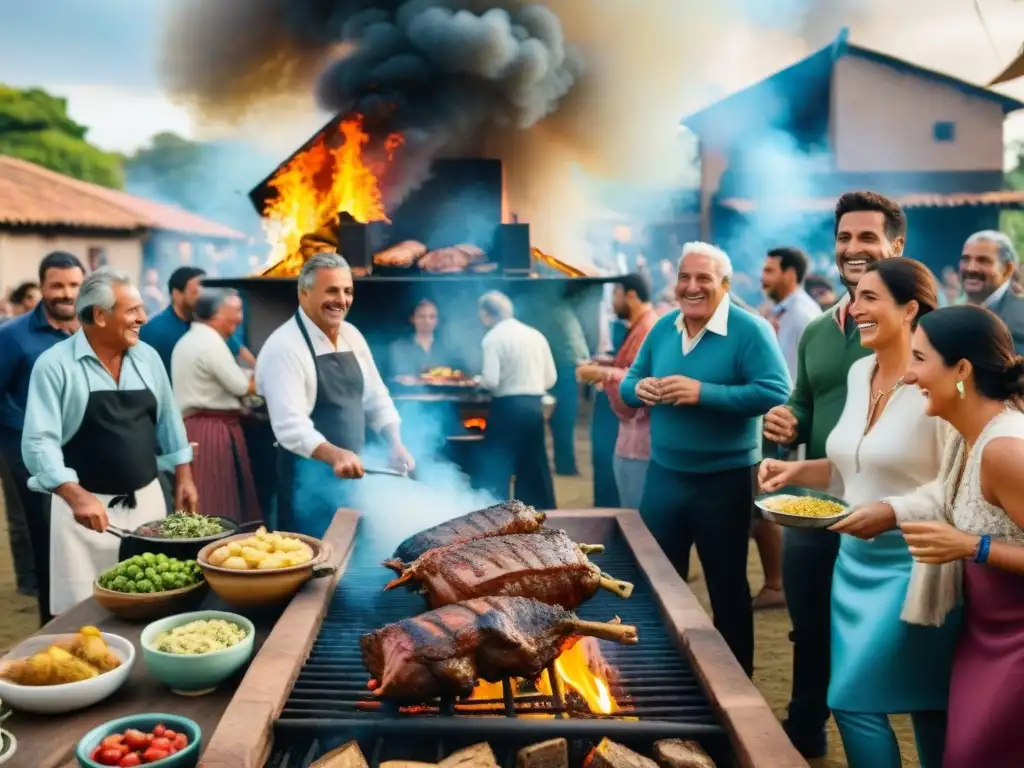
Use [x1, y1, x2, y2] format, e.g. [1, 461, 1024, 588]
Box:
[531, 247, 589, 278]
[259, 115, 403, 276]
[463, 417, 487, 431]
[466, 638, 617, 715]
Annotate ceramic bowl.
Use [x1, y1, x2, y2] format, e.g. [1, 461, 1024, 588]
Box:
[0, 633, 135, 714]
[93, 581, 209, 622]
[140, 610, 255, 696]
[76, 713, 201, 768]
[197, 532, 335, 607]
[754, 486, 852, 529]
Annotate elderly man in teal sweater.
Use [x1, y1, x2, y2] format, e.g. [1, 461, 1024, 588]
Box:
[622, 242, 790, 676]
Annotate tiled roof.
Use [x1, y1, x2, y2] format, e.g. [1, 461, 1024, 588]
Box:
[719, 190, 1024, 213]
[0, 155, 246, 239]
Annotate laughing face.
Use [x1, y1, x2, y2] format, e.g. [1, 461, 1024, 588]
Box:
[40, 265, 84, 323]
[835, 211, 902, 289]
[675, 251, 729, 325]
[906, 325, 962, 418]
[959, 237, 1012, 304]
[300, 266, 354, 333]
[850, 270, 917, 351]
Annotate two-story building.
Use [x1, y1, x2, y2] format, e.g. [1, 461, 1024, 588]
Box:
[683, 27, 1024, 275]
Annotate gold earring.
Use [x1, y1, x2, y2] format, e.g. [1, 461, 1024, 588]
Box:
[956, 380, 965, 399]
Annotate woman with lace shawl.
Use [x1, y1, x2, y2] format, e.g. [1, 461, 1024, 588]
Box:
[834, 304, 1024, 766]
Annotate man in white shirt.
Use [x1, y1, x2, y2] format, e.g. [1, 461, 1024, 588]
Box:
[171, 288, 260, 524]
[256, 253, 413, 538]
[478, 290, 557, 509]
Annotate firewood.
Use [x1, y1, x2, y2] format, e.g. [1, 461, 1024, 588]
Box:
[653, 739, 715, 768]
[584, 738, 658, 768]
[440, 743, 499, 768]
[516, 739, 569, 768]
[311, 741, 370, 768]
[380, 762, 438, 768]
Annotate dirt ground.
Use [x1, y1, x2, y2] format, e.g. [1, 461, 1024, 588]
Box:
[0, 424, 921, 767]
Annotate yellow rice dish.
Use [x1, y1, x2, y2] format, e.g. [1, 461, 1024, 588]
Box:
[762, 495, 846, 518]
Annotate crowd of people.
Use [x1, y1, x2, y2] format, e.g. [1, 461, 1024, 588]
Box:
[3, 189, 1024, 767]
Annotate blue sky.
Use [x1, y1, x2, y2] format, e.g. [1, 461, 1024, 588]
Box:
[2, 0, 1024, 155]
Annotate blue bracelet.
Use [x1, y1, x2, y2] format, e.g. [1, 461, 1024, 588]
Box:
[973, 534, 991, 564]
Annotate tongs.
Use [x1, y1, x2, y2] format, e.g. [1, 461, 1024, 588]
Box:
[362, 465, 413, 478]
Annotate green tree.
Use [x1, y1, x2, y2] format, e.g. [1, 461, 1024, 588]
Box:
[0, 85, 123, 188]
[1001, 141, 1024, 257]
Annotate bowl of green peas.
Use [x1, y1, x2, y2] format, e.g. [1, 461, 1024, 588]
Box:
[93, 554, 209, 622]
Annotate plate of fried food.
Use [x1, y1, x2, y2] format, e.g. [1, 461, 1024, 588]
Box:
[755, 487, 851, 528]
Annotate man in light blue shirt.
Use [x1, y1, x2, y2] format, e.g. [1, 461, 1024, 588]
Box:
[22, 268, 196, 614]
[761, 247, 823, 383]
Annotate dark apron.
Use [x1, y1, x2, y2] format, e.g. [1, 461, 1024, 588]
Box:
[50, 356, 162, 613]
[277, 311, 365, 539]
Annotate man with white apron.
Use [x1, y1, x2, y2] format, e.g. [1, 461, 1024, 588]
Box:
[256, 253, 413, 540]
[21, 268, 196, 615]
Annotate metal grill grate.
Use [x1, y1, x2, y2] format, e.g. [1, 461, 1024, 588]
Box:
[268, 530, 724, 766]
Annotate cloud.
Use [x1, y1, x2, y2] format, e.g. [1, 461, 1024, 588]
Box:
[52, 85, 196, 152]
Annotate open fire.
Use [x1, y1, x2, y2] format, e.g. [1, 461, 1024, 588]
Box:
[467, 637, 620, 716]
[259, 115, 402, 276]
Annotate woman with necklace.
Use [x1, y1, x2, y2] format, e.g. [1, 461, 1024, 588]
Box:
[760, 258, 957, 767]
[836, 305, 1024, 767]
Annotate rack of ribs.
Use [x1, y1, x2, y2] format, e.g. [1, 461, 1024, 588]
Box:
[386, 500, 546, 565]
[361, 596, 638, 701]
[384, 528, 634, 609]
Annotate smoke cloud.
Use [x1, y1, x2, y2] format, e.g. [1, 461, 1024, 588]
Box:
[162, 0, 882, 265]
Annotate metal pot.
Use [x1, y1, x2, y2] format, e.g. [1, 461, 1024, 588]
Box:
[110, 518, 264, 562]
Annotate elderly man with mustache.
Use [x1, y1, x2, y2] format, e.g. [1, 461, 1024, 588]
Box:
[957, 229, 1024, 354]
[620, 241, 791, 677]
[21, 267, 197, 616]
[256, 253, 414, 540]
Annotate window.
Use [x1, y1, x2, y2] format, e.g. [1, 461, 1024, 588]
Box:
[933, 121, 956, 142]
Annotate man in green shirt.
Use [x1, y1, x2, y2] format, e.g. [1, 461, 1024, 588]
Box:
[762, 191, 908, 758]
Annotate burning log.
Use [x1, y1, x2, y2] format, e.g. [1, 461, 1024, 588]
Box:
[310, 741, 369, 768]
[516, 739, 569, 768]
[652, 740, 715, 768]
[584, 739, 658, 768]
[439, 743, 499, 768]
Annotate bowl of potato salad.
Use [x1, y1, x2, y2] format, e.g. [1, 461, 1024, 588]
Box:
[196, 527, 335, 606]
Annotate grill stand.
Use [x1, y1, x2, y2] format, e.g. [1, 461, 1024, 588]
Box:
[200, 510, 806, 768]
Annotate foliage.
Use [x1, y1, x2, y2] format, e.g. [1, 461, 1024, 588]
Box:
[1001, 141, 1024, 257]
[0, 85, 123, 188]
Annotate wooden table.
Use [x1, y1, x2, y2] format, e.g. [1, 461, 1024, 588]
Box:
[5, 515, 354, 768]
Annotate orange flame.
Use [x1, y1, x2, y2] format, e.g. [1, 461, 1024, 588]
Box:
[259, 115, 403, 275]
[467, 638, 618, 715]
[463, 418, 487, 431]
[531, 247, 588, 278]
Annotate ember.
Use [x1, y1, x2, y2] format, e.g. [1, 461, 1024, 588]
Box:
[463, 417, 487, 431]
[260, 115, 402, 275]
[467, 638, 619, 715]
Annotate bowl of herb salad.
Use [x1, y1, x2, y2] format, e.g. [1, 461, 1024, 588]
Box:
[110, 512, 264, 562]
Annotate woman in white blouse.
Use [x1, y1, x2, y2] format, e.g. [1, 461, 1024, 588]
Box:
[759, 259, 956, 767]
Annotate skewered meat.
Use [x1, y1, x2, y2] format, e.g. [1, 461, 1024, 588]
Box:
[361, 595, 638, 700]
[419, 244, 486, 273]
[385, 528, 633, 609]
[387, 500, 545, 565]
[374, 240, 428, 267]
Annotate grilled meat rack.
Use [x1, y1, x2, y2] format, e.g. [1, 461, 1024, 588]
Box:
[266, 515, 729, 767]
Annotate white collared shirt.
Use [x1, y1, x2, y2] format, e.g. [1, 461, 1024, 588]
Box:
[983, 280, 1011, 309]
[171, 323, 251, 415]
[773, 289, 823, 382]
[480, 318, 558, 397]
[674, 296, 730, 355]
[254, 309, 400, 459]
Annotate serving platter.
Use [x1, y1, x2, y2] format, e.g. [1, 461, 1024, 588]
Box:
[755, 486, 852, 529]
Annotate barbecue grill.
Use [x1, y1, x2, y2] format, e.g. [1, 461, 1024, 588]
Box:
[201, 509, 806, 768]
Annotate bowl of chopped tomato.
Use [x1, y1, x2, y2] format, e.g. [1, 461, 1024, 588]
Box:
[76, 714, 200, 767]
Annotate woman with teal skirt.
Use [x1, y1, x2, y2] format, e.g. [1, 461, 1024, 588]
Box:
[760, 259, 959, 767]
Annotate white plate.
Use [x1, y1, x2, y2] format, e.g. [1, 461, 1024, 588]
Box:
[0, 728, 15, 765]
[0, 632, 135, 714]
